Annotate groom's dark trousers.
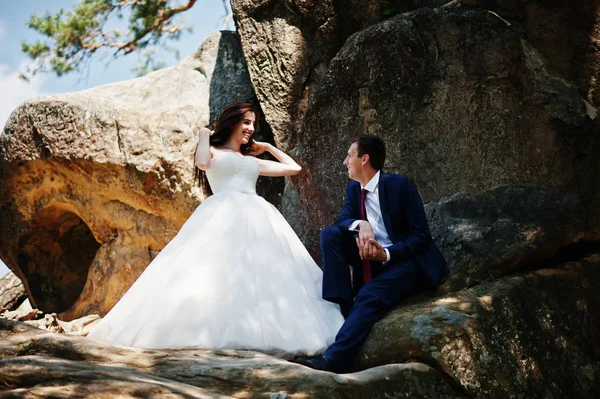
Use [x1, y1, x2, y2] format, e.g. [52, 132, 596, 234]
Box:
[320, 172, 449, 369]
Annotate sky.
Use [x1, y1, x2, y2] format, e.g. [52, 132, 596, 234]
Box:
[0, 0, 232, 277]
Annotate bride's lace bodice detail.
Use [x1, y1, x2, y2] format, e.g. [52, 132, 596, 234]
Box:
[206, 152, 259, 195]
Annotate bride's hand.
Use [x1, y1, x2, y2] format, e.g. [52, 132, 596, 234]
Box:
[198, 126, 213, 136]
[248, 140, 270, 156]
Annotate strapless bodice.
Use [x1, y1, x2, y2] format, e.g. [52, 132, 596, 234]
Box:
[205, 152, 259, 195]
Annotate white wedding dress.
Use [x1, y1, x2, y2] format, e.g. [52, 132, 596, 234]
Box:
[88, 151, 344, 355]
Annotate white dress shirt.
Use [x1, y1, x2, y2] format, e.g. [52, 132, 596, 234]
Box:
[349, 171, 393, 262]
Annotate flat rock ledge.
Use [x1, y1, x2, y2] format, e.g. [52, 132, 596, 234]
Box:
[0, 318, 459, 398]
[357, 253, 600, 398]
[2, 253, 599, 398]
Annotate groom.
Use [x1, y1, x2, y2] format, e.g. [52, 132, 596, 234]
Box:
[295, 134, 449, 373]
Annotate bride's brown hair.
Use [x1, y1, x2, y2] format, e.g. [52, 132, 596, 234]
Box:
[193, 103, 259, 196]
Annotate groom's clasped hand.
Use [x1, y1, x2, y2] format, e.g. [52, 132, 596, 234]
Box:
[355, 222, 387, 262]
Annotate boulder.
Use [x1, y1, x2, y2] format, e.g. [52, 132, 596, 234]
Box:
[355, 252, 600, 398]
[287, 8, 600, 269]
[230, 0, 450, 151]
[0, 271, 25, 312]
[427, 185, 596, 291]
[231, 0, 600, 161]
[462, 0, 600, 106]
[0, 32, 262, 320]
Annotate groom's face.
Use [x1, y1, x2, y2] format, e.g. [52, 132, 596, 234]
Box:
[343, 142, 364, 181]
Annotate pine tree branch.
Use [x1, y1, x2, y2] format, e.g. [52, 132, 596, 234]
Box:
[21, 0, 201, 78]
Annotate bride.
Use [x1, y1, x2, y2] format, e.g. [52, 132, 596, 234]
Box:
[87, 103, 344, 356]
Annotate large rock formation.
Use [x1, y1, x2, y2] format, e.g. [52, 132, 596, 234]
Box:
[0, 32, 263, 320]
[230, 0, 450, 151]
[462, 0, 600, 106]
[288, 8, 600, 274]
[230, 0, 600, 148]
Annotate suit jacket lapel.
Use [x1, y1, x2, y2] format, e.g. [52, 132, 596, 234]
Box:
[378, 172, 394, 238]
[353, 182, 362, 219]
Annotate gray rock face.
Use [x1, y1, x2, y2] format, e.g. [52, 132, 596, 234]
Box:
[230, 0, 454, 151]
[356, 253, 600, 398]
[0, 272, 25, 312]
[230, 0, 419, 151]
[427, 185, 599, 291]
[0, 318, 459, 399]
[462, 0, 600, 106]
[0, 356, 230, 399]
[0, 32, 258, 320]
[286, 8, 600, 262]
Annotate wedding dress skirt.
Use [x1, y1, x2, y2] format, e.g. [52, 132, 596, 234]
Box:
[88, 151, 344, 355]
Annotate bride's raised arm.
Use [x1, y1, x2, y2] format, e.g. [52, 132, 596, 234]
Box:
[194, 126, 213, 170]
[249, 140, 302, 177]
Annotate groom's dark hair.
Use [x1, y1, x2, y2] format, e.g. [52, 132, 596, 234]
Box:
[352, 134, 386, 170]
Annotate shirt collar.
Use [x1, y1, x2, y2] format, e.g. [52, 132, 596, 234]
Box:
[361, 171, 381, 193]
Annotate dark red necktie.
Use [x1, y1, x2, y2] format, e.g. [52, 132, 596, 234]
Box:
[360, 189, 372, 283]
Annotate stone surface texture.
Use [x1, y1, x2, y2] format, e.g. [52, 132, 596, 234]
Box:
[287, 8, 600, 268]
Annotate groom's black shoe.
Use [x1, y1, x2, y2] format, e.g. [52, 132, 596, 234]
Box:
[292, 355, 336, 372]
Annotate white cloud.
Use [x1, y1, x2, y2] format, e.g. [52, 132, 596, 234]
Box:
[0, 61, 47, 129]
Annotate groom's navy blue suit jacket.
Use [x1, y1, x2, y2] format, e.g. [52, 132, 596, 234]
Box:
[335, 172, 449, 287]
